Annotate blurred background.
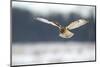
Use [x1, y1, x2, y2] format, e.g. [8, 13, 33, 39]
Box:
[12, 1, 96, 66]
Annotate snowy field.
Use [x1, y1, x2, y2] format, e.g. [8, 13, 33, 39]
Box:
[12, 42, 95, 66]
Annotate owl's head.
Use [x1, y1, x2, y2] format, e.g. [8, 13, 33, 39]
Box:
[60, 27, 66, 34]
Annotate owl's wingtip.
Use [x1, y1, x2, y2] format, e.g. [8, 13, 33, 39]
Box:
[79, 18, 89, 24]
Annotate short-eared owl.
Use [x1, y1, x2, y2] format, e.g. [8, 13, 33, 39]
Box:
[36, 17, 88, 38]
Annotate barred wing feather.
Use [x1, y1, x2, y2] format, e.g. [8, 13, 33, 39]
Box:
[66, 19, 88, 30]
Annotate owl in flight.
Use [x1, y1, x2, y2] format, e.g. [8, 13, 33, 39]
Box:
[36, 17, 89, 38]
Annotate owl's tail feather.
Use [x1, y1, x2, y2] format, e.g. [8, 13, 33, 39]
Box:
[66, 30, 74, 38]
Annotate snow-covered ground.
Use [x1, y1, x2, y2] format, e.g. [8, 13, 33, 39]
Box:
[12, 42, 95, 66]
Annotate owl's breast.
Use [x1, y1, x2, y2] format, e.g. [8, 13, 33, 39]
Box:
[59, 28, 74, 38]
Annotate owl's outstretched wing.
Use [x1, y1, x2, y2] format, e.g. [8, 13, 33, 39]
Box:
[66, 19, 89, 30]
[36, 17, 61, 28]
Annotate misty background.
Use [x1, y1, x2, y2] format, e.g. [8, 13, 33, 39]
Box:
[12, 1, 96, 43]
